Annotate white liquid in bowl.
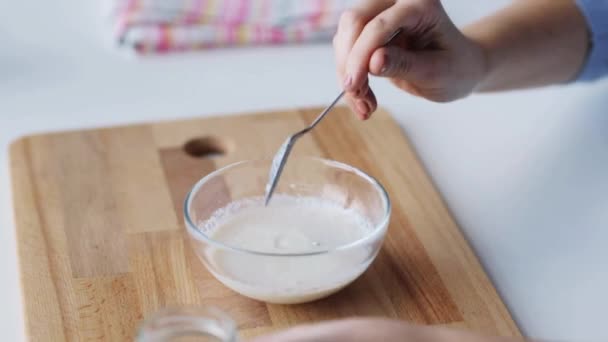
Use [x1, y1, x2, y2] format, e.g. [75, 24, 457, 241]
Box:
[198, 196, 381, 304]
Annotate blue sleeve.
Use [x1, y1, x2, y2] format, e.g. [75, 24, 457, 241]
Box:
[575, 0, 608, 82]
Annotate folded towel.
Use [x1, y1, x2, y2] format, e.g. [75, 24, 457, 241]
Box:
[107, 0, 354, 54]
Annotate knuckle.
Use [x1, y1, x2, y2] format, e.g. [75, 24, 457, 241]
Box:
[394, 56, 411, 76]
[425, 0, 442, 13]
[368, 17, 388, 32]
[418, 0, 441, 13]
[400, 0, 438, 7]
[340, 9, 365, 31]
[396, 0, 441, 16]
[395, 2, 421, 17]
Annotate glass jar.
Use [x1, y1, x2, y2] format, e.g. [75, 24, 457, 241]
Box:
[137, 306, 238, 342]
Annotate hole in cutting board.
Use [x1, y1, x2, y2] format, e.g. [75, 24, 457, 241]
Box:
[183, 136, 231, 159]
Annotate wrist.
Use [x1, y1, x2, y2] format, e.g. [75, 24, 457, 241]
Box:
[461, 26, 493, 93]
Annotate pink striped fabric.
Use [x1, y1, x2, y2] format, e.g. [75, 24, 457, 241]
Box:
[108, 0, 355, 54]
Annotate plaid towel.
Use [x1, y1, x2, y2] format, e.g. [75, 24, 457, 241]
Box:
[106, 0, 354, 54]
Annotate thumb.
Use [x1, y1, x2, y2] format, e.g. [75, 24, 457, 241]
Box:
[369, 46, 443, 83]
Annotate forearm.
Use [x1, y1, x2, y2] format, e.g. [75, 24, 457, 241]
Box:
[464, 0, 589, 92]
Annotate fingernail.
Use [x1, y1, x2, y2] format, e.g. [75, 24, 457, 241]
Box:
[343, 75, 353, 89]
[356, 100, 369, 117]
[380, 54, 390, 74]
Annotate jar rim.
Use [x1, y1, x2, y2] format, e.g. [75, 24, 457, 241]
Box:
[137, 306, 238, 342]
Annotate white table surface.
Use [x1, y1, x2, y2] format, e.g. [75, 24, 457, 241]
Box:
[2, 0, 608, 340]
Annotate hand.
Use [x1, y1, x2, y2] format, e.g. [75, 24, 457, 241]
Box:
[250, 318, 519, 342]
[334, 0, 487, 119]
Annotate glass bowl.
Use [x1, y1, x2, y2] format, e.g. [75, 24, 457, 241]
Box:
[184, 157, 391, 304]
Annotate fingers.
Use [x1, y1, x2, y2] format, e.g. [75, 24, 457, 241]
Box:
[369, 46, 413, 78]
[344, 2, 426, 93]
[249, 321, 347, 342]
[334, 0, 394, 82]
[369, 46, 444, 84]
[345, 79, 377, 120]
[250, 319, 417, 342]
[348, 90, 377, 120]
[334, 1, 393, 119]
[251, 318, 516, 342]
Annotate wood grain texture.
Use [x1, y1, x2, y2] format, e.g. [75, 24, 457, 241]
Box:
[10, 107, 520, 341]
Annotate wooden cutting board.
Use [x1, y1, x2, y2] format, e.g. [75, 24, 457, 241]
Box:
[10, 107, 520, 341]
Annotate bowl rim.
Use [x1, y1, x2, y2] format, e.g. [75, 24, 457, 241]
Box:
[183, 157, 391, 257]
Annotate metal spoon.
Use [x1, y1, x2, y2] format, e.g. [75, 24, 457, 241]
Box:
[264, 28, 403, 205]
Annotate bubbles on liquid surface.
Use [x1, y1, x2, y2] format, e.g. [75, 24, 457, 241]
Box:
[272, 234, 322, 251]
[273, 231, 313, 251]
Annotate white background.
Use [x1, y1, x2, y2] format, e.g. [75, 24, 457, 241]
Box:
[1, 0, 607, 340]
